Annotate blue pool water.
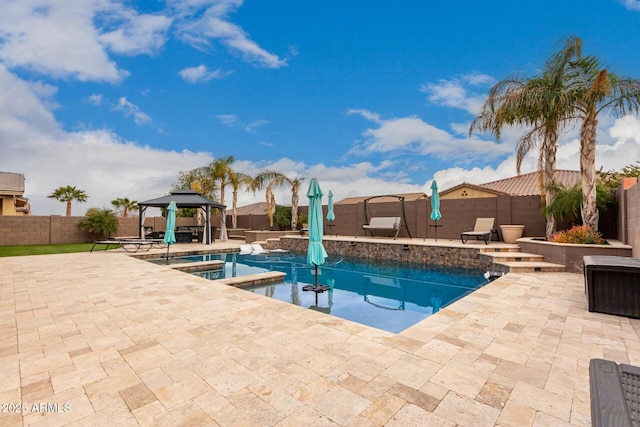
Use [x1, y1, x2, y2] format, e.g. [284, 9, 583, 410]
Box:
[186, 252, 487, 333]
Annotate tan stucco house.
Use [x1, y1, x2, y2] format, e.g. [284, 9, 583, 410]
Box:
[0, 172, 30, 215]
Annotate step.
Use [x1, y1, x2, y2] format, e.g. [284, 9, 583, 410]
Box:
[481, 252, 545, 263]
[478, 246, 522, 253]
[496, 261, 565, 273]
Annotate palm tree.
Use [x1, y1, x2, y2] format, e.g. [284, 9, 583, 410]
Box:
[256, 171, 285, 228]
[229, 172, 260, 229]
[564, 55, 640, 230]
[210, 156, 235, 205]
[111, 197, 138, 217]
[48, 185, 88, 216]
[255, 171, 305, 230]
[470, 36, 581, 238]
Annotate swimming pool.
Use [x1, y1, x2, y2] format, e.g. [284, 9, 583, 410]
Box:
[190, 252, 487, 333]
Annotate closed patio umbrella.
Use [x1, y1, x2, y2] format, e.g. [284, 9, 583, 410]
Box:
[163, 201, 177, 264]
[306, 178, 328, 289]
[430, 180, 442, 242]
[326, 190, 335, 236]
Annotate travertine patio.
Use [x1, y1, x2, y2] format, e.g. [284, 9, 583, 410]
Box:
[1, 241, 638, 426]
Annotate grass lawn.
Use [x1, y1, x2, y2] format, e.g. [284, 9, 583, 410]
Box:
[0, 243, 95, 257]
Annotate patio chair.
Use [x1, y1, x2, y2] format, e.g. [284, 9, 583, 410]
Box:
[250, 243, 289, 254]
[239, 244, 253, 255]
[461, 218, 496, 244]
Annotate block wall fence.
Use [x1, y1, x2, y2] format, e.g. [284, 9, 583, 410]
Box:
[0, 182, 637, 252]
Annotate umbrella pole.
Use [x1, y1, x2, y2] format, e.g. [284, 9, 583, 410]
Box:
[435, 220, 438, 242]
[165, 244, 170, 265]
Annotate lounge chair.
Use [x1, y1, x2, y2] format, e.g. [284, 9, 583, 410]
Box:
[250, 243, 289, 254]
[239, 244, 253, 255]
[461, 218, 497, 244]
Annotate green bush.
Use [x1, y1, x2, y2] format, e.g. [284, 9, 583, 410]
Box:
[77, 208, 119, 241]
[273, 205, 292, 230]
[550, 225, 606, 244]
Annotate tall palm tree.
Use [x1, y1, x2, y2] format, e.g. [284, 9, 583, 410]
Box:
[111, 197, 138, 217]
[48, 185, 88, 216]
[565, 56, 640, 230]
[255, 171, 305, 230]
[210, 156, 235, 205]
[470, 36, 581, 238]
[256, 171, 286, 228]
[229, 172, 260, 229]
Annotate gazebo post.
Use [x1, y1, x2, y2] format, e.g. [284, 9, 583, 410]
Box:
[206, 205, 211, 244]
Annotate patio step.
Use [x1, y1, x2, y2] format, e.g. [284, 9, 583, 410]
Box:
[478, 245, 522, 253]
[481, 252, 545, 263]
[496, 261, 566, 273]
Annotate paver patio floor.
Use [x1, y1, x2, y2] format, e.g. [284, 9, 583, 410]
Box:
[1, 242, 639, 426]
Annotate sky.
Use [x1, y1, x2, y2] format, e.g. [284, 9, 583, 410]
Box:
[2, 0, 640, 216]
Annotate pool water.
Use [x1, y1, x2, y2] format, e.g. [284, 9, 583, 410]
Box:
[190, 253, 487, 333]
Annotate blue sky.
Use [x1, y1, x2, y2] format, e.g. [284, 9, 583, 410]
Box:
[2, 0, 640, 215]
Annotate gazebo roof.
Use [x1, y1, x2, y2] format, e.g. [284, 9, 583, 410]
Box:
[138, 190, 226, 209]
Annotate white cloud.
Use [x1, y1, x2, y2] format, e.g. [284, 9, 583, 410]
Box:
[0, 1, 130, 82]
[0, 0, 283, 84]
[216, 114, 268, 132]
[621, 0, 640, 11]
[0, 66, 211, 215]
[347, 109, 513, 162]
[99, 10, 172, 55]
[114, 97, 151, 125]
[171, 0, 287, 68]
[420, 76, 489, 115]
[86, 94, 103, 106]
[179, 65, 232, 82]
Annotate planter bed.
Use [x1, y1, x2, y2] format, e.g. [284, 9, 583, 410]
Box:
[517, 237, 633, 273]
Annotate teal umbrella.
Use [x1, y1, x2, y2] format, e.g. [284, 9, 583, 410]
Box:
[430, 180, 442, 241]
[306, 178, 328, 287]
[163, 201, 177, 264]
[327, 190, 335, 221]
[326, 190, 335, 236]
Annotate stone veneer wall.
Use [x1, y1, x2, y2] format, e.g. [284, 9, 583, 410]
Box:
[271, 236, 493, 270]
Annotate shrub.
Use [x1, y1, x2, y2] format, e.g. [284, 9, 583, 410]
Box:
[77, 208, 119, 241]
[550, 225, 606, 245]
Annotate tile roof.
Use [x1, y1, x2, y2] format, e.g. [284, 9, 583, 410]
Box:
[479, 170, 581, 196]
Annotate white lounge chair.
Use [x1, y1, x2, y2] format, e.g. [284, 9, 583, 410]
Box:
[250, 243, 289, 254]
[238, 244, 253, 255]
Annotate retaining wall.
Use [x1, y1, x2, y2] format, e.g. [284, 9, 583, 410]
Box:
[273, 236, 493, 270]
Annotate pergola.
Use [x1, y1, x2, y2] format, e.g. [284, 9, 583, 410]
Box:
[138, 190, 226, 244]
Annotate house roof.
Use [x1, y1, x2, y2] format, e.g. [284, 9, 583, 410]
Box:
[478, 170, 581, 196]
[138, 190, 226, 209]
[234, 202, 267, 215]
[438, 182, 508, 198]
[336, 192, 427, 205]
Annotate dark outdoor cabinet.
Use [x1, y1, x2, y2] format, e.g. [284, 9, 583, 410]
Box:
[584, 256, 640, 318]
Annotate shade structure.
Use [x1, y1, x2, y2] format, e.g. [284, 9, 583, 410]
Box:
[429, 180, 442, 242]
[138, 190, 225, 245]
[306, 178, 328, 286]
[163, 201, 177, 264]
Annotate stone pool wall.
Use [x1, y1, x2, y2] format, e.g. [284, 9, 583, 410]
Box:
[270, 237, 493, 270]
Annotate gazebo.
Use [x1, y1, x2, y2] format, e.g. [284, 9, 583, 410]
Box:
[138, 190, 226, 244]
